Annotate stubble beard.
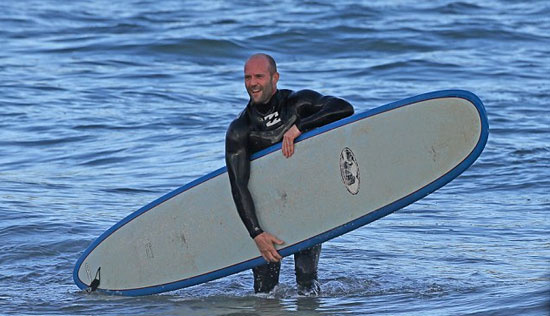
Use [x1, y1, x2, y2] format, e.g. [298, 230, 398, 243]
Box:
[248, 80, 274, 105]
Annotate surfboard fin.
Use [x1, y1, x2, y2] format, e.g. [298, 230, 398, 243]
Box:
[86, 267, 101, 293]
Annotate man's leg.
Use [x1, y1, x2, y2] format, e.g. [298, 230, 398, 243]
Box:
[252, 261, 281, 293]
[294, 244, 321, 295]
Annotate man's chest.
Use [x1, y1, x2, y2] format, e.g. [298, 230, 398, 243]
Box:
[258, 110, 282, 129]
[247, 105, 297, 152]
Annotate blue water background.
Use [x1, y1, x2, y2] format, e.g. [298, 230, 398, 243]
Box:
[1, 0, 548, 315]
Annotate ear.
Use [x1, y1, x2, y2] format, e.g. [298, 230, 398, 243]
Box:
[272, 72, 280, 86]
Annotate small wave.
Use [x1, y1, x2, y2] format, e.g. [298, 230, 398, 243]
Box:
[145, 38, 245, 61]
[103, 187, 158, 194]
[0, 135, 91, 147]
[321, 276, 380, 297]
[79, 156, 136, 167]
[433, 2, 485, 14]
[511, 146, 550, 157]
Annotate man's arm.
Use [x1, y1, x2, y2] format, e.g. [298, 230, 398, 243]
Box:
[225, 117, 284, 262]
[293, 89, 354, 133]
[225, 118, 262, 238]
[282, 89, 354, 158]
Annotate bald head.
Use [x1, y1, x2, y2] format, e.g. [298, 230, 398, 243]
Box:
[245, 53, 277, 75]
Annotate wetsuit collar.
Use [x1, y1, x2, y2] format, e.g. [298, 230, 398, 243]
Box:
[249, 89, 280, 115]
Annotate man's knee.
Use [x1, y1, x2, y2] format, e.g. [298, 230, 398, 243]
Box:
[253, 262, 281, 293]
[294, 244, 321, 289]
[294, 244, 321, 272]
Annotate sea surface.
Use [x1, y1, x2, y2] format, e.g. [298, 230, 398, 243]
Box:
[1, 0, 549, 315]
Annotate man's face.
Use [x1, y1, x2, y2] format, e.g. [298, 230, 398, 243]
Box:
[244, 57, 279, 105]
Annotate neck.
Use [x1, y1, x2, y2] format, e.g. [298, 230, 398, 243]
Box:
[253, 90, 278, 114]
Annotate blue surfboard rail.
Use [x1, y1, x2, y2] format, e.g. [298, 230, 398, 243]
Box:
[73, 89, 489, 296]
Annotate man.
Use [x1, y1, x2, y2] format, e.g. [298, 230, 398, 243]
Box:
[225, 53, 354, 295]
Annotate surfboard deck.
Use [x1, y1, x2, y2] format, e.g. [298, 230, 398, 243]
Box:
[73, 90, 489, 296]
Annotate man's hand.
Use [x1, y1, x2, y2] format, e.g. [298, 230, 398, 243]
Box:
[253, 232, 285, 263]
[282, 124, 302, 158]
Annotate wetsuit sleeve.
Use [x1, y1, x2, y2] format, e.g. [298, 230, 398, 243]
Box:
[225, 117, 264, 239]
[292, 89, 354, 132]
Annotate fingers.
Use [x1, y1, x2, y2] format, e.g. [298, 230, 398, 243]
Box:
[260, 245, 281, 263]
[272, 236, 284, 245]
[254, 232, 285, 263]
[282, 125, 301, 158]
[262, 247, 282, 263]
[262, 236, 283, 262]
[282, 137, 294, 158]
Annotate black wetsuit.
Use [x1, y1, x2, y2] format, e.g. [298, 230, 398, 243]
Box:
[225, 89, 354, 293]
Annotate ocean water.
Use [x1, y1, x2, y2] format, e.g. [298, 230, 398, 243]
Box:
[1, 0, 549, 315]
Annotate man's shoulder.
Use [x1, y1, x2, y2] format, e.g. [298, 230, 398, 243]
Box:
[287, 89, 323, 103]
[226, 110, 249, 138]
[278, 88, 294, 97]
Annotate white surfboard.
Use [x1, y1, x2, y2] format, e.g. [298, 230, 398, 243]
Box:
[73, 90, 489, 296]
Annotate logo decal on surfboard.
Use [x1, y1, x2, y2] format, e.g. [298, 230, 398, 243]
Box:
[339, 147, 360, 195]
